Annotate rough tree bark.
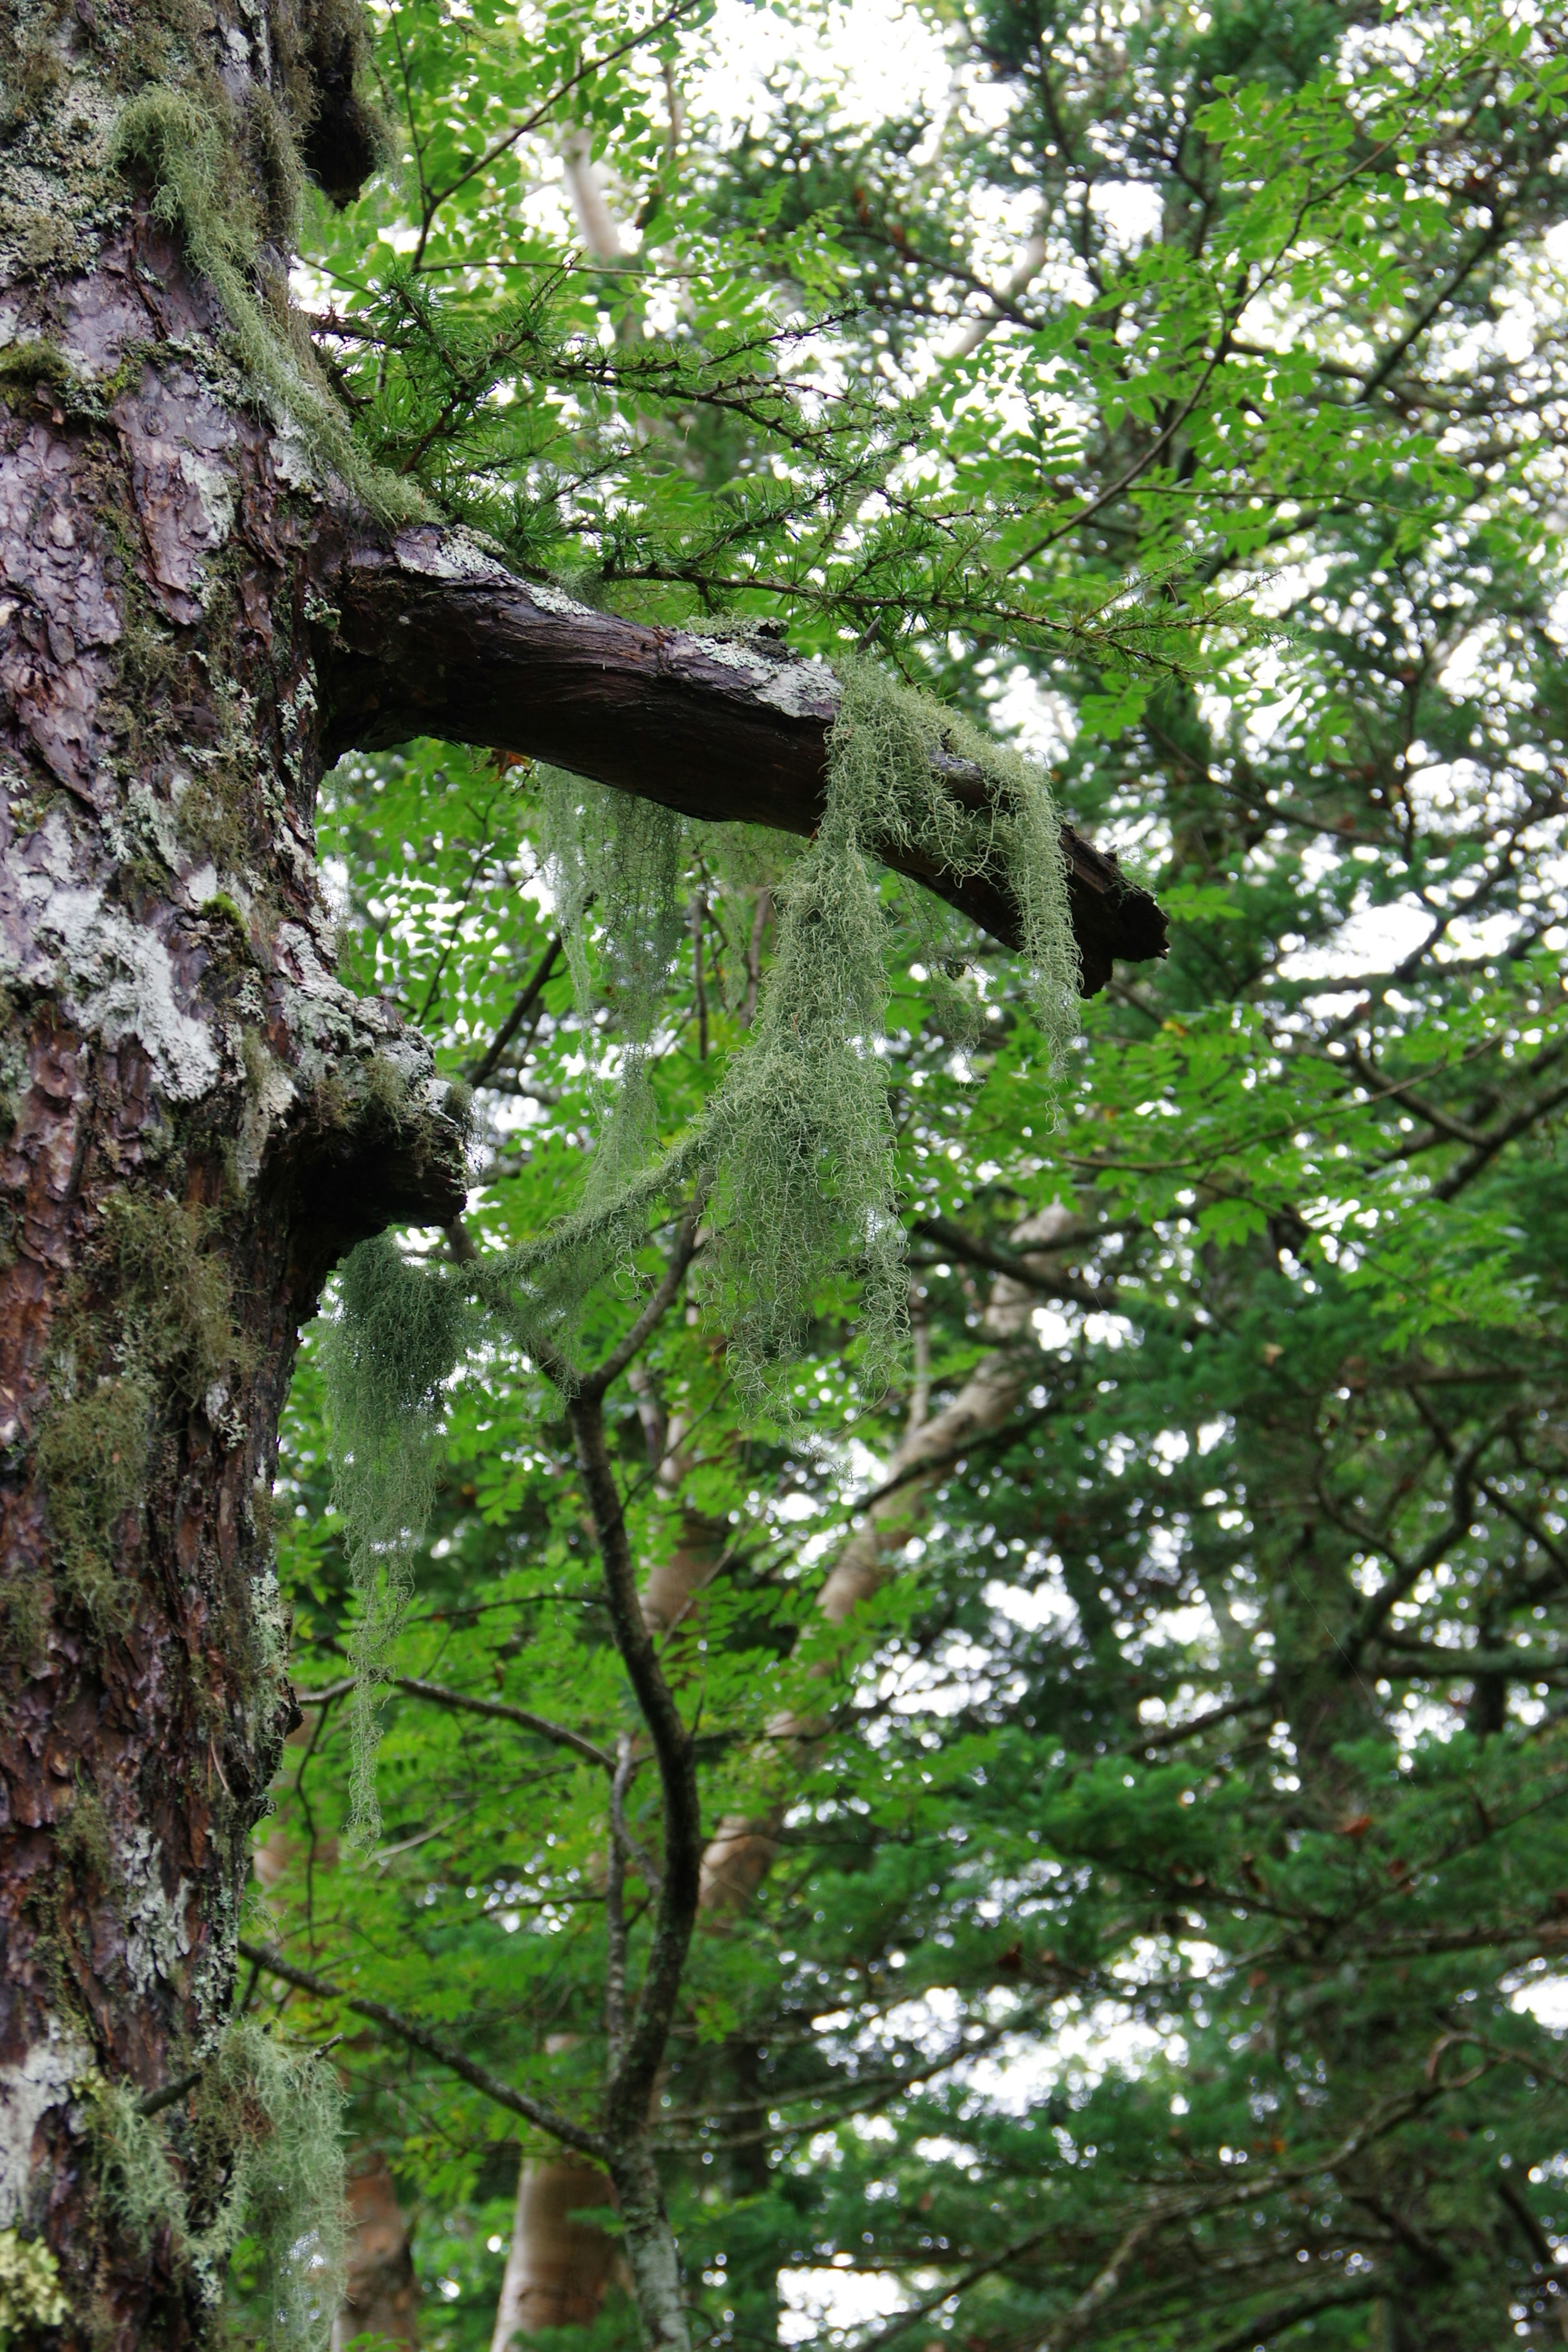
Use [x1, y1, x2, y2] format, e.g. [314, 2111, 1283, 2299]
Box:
[0, 5, 1162, 2343]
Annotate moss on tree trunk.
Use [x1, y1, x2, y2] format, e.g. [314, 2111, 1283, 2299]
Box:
[0, 5, 463, 2340]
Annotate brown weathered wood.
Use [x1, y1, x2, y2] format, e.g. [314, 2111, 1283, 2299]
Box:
[317, 527, 1167, 994]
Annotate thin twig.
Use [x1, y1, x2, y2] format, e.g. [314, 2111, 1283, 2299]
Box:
[292, 1675, 614, 1771]
[605, 1733, 636, 2067]
[468, 934, 564, 1087]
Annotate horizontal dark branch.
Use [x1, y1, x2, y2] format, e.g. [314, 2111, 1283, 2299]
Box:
[316, 526, 1167, 993]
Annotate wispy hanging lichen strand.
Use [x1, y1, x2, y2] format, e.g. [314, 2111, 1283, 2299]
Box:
[323, 661, 1080, 1826]
[827, 655, 1080, 1060]
[539, 766, 686, 1209]
[698, 657, 1080, 1396]
[112, 90, 429, 528]
[320, 1237, 471, 1844]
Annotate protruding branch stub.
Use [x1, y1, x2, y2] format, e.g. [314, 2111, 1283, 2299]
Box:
[317, 526, 1168, 996]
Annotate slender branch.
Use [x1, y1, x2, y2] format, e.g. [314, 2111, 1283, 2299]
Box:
[1348, 1419, 1500, 1655]
[1130, 1690, 1272, 1753]
[1433, 1080, 1568, 1201]
[689, 890, 708, 1060]
[291, 1675, 614, 1770]
[911, 1213, 1117, 1311]
[1194, 2278, 1382, 2352]
[410, 0, 708, 268]
[318, 530, 1167, 991]
[579, 1213, 702, 1402]
[1374, 1642, 1568, 1679]
[235, 1942, 604, 2157]
[468, 933, 564, 1087]
[742, 887, 770, 1026]
[849, 2228, 1054, 2352]
[1358, 209, 1512, 396]
[605, 1732, 635, 2067]
[138, 2066, 204, 2119]
[567, 1389, 703, 2138]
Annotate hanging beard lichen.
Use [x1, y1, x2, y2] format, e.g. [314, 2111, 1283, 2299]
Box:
[539, 766, 687, 1214]
[702, 655, 1078, 1382]
[319, 1234, 471, 1846]
[323, 657, 1079, 1838]
[86, 2020, 346, 2347]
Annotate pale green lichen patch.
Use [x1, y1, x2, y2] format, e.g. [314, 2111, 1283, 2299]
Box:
[0, 336, 73, 391]
[34, 1189, 242, 1628]
[87, 2019, 345, 2347]
[0, 4, 128, 285]
[0, 2227, 68, 2334]
[99, 1191, 238, 1406]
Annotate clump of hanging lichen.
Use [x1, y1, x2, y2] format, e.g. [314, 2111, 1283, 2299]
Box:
[87, 2019, 345, 2348]
[319, 1234, 472, 1846]
[701, 745, 905, 1390]
[322, 658, 1080, 1831]
[110, 88, 426, 528]
[539, 767, 686, 1214]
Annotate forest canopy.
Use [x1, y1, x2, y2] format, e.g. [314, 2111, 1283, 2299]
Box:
[240, 0, 1568, 2346]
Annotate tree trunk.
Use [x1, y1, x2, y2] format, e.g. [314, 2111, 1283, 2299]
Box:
[490, 2160, 618, 2352]
[333, 2151, 420, 2348]
[0, 9, 1164, 2340]
[0, 8, 464, 2343]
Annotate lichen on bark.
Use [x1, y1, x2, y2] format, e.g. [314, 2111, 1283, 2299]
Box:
[0, 2, 465, 2339]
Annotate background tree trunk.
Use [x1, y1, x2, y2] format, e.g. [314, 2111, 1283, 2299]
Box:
[332, 2152, 421, 2349]
[490, 2160, 619, 2352]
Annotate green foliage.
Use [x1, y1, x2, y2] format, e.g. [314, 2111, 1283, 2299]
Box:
[257, 0, 1568, 2346]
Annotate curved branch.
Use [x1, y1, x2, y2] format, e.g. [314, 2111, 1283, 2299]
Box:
[314, 526, 1167, 993]
[567, 1388, 702, 2140]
